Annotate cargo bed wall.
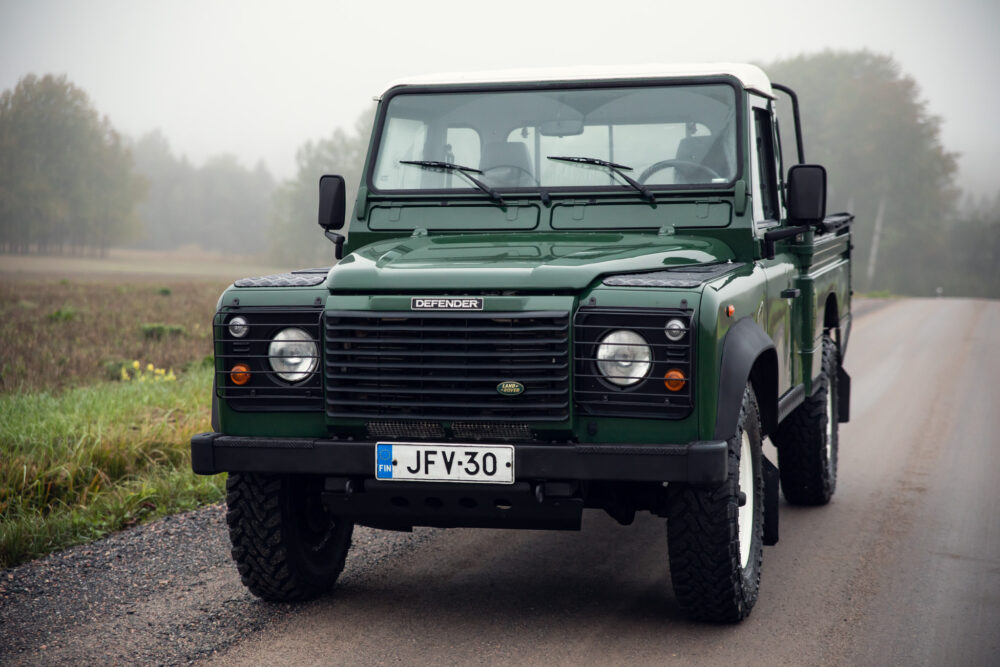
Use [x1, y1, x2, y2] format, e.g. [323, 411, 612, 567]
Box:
[791, 227, 852, 392]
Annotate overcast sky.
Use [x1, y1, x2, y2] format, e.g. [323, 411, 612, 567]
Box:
[1, 0, 997, 195]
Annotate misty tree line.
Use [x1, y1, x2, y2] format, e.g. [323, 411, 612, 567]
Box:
[0, 74, 277, 256]
[0, 74, 145, 255]
[766, 51, 996, 297]
[130, 130, 274, 255]
[1, 55, 997, 297]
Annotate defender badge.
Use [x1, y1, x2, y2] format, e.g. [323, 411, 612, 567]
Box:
[497, 381, 525, 396]
[411, 297, 483, 311]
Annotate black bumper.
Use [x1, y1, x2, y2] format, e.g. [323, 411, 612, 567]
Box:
[190, 433, 728, 485]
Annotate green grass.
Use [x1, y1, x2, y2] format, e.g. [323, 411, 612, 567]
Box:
[0, 365, 224, 568]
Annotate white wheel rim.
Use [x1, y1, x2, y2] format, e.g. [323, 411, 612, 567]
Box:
[738, 431, 753, 568]
[825, 385, 834, 465]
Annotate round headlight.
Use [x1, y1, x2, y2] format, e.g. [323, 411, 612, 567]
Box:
[665, 318, 686, 342]
[228, 316, 249, 338]
[268, 328, 318, 383]
[596, 330, 652, 387]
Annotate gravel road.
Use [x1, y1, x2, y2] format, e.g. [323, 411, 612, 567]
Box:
[2, 297, 998, 665]
[0, 505, 441, 664]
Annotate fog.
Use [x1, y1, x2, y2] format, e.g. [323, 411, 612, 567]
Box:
[1, 0, 997, 194]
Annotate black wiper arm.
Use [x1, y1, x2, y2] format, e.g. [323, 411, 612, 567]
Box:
[399, 160, 505, 207]
[547, 155, 656, 203]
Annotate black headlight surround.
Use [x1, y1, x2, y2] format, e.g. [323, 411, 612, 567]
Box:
[214, 307, 324, 412]
[574, 307, 694, 419]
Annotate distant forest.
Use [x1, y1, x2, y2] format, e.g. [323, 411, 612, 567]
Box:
[0, 53, 997, 297]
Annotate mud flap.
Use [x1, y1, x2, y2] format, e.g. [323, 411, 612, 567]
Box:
[837, 366, 851, 423]
[763, 455, 779, 546]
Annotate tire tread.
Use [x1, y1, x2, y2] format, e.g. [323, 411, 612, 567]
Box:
[667, 387, 763, 623]
[225, 473, 350, 602]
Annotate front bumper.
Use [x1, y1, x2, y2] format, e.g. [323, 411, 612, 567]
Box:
[190, 433, 728, 485]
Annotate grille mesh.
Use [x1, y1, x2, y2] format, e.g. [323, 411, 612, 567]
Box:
[366, 421, 446, 440]
[214, 308, 323, 412]
[451, 422, 533, 441]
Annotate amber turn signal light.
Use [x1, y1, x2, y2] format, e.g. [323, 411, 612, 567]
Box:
[664, 369, 686, 391]
[230, 363, 251, 385]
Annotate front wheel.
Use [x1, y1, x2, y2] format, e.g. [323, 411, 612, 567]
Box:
[666, 384, 764, 622]
[226, 473, 354, 602]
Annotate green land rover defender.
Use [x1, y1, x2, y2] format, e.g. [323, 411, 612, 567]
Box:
[191, 64, 853, 623]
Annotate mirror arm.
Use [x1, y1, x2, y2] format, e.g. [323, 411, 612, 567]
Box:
[763, 224, 810, 260]
[325, 230, 346, 260]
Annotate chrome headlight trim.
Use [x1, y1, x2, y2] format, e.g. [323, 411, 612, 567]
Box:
[664, 317, 686, 342]
[228, 315, 249, 338]
[595, 329, 652, 387]
[268, 327, 318, 383]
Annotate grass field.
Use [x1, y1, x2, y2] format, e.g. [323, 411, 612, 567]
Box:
[0, 246, 285, 281]
[0, 250, 282, 568]
[0, 279, 224, 393]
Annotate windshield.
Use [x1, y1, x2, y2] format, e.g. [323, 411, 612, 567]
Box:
[371, 83, 738, 193]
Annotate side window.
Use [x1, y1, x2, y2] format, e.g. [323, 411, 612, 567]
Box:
[773, 117, 786, 210]
[753, 109, 779, 221]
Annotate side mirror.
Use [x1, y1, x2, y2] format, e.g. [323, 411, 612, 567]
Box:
[786, 164, 826, 223]
[318, 174, 346, 230]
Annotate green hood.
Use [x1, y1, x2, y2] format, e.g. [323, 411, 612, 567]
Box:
[327, 232, 735, 292]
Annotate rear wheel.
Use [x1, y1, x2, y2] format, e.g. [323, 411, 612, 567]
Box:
[226, 473, 354, 602]
[773, 333, 839, 505]
[666, 384, 764, 622]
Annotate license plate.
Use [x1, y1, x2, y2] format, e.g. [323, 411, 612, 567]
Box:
[375, 442, 514, 484]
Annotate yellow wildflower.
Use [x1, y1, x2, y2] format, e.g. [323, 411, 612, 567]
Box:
[146, 363, 154, 372]
[120, 366, 130, 382]
[132, 360, 140, 369]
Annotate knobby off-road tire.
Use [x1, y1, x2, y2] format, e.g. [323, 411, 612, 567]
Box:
[772, 333, 839, 505]
[666, 385, 764, 623]
[225, 473, 354, 602]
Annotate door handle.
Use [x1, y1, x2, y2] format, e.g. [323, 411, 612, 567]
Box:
[781, 288, 801, 299]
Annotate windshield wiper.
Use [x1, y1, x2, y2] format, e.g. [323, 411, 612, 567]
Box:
[399, 160, 505, 207]
[546, 156, 656, 203]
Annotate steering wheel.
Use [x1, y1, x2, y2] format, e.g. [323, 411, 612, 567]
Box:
[481, 164, 541, 187]
[637, 159, 722, 184]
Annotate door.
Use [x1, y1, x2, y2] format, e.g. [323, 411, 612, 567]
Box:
[750, 101, 797, 395]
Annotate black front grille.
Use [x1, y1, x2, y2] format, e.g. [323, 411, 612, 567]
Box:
[574, 308, 694, 419]
[366, 421, 446, 440]
[324, 310, 570, 422]
[214, 307, 324, 411]
[451, 422, 533, 441]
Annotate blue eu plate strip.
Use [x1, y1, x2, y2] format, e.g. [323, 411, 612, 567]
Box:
[376, 444, 393, 479]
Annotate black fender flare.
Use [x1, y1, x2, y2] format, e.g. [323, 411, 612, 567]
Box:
[713, 317, 778, 441]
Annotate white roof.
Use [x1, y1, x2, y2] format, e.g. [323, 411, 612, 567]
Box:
[378, 63, 773, 98]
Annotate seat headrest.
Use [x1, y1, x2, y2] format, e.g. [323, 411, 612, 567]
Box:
[675, 135, 715, 163]
[481, 142, 532, 173]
